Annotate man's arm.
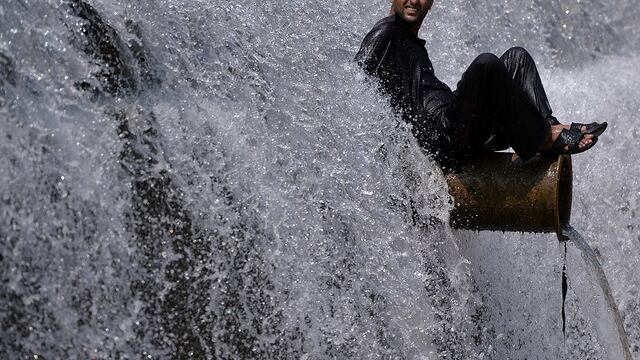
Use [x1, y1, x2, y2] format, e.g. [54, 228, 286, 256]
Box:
[354, 25, 394, 78]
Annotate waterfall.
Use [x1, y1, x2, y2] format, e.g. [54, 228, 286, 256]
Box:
[1, 0, 639, 358]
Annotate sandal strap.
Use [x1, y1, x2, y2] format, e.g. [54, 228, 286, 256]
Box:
[552, 128, 583, 153]
[569, 122, 582, 133]
[570, 122, 607, 136]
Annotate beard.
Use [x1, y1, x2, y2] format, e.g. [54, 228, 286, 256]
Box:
[391, 4, 428, 24]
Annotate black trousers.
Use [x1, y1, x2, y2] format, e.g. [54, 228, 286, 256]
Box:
[448, 47, 558, 163]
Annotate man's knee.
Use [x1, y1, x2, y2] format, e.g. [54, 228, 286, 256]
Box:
[462, 53, 509, 84]
[503, 46, 533, 62]
[471, 53, 502, 71]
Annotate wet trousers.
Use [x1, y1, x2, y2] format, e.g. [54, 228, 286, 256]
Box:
[449, 46, 558, 163]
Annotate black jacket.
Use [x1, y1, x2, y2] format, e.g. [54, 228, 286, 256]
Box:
[355, 15, 459, 165]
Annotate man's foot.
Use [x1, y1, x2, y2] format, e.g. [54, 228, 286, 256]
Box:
[569, 122, 608, 138]
[540, 123, 602, 156]
[541, 124, 594, 151]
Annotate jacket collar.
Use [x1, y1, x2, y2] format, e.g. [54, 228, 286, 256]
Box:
[392, 14, 426, 46]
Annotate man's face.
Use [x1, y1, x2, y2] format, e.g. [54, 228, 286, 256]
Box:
[390, 0, 432, 24]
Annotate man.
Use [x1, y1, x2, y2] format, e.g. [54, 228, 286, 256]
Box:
[355, 0, 606, 171]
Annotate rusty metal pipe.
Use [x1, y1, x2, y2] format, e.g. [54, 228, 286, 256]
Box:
[446, 153, 572, 240]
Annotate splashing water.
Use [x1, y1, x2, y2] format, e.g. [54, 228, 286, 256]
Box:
[1, 0, 639, 358]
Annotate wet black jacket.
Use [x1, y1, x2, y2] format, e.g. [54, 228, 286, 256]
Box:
[355, 15, 459, 165]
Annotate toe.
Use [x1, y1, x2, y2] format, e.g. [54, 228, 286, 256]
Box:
[579, 137, 593, 148]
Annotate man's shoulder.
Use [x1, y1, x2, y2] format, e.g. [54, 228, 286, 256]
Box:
[366, 16, 401, 39]
[371, 15, 397, 30]
[355, 15, 415, 71]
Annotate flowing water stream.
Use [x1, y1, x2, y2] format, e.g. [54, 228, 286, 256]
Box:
[561, 226, 632, 360]
[1, 0, 639, 359]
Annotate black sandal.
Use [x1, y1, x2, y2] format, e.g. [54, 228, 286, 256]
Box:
[569, 122, 608, 137]
[543, 128, 599, 156]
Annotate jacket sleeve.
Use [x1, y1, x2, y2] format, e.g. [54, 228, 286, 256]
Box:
[354, 26, 394, 78]
[405, 61, 460, 165]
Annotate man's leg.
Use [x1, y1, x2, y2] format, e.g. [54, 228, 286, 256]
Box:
[500, 47, 596, 150]
[452, 53, 550, 162]
[500, 47, 559, 125]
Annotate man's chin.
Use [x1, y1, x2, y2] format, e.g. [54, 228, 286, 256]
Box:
[399, 13, 420, 23]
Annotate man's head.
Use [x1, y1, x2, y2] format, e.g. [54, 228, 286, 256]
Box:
[390, 0, 433, 31]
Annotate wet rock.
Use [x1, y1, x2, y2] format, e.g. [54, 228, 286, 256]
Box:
[0, 52, 17, 87]
[0, 52, 16, 107]
[125, 19, 164, 89]
[115, 109, 291, 358]
[67, 0, 137, 96]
